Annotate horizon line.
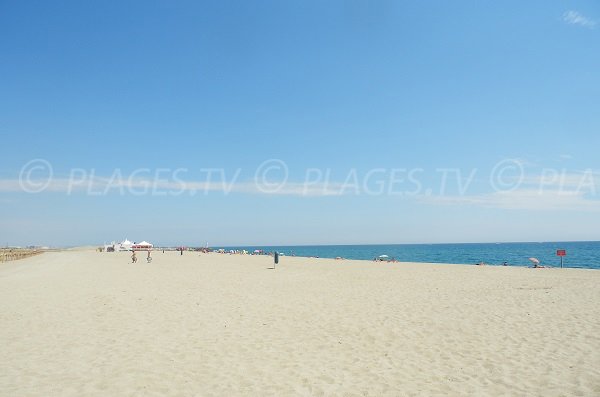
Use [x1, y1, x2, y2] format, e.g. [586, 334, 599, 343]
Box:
[18, 239, 600, 249]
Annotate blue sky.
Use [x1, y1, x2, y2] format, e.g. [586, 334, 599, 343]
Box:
[1, 1, 599, 247]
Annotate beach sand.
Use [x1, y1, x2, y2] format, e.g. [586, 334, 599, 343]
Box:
[1, 250, 599, 396]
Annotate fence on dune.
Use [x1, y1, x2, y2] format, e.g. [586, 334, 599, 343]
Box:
[0, 249, 43, 263]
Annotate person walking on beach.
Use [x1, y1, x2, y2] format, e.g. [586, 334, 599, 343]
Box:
[274, 251, 279, 268]
[147, 250, 152, 263]
[131, 250, 137, 263]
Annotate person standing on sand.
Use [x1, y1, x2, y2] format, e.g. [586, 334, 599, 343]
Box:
[147, 250, 152, 263]
[131, 250, 137, 263]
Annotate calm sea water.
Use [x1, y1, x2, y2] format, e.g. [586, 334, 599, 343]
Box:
[222, 241, 600, 269]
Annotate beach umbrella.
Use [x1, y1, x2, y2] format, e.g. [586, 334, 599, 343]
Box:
[528, 257, 540, 265]
[378, 255, 389, 258]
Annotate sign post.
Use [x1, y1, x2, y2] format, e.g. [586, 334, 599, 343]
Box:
[556, 249, 566, 268]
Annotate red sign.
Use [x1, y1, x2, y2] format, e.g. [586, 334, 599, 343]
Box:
[557, 250, 566, 256]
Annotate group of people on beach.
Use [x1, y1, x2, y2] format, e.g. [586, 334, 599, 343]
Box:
[131, 250, 152, 264]
[476, 261, 509, 266]
[372, 257, 399, 263]
[475, 261, 547, 268]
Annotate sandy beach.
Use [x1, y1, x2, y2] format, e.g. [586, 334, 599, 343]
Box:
[1, 250, 599, 396]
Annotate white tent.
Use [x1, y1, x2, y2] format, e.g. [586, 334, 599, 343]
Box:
[118, 239, 133, 251]
[132, 241, 153, 250]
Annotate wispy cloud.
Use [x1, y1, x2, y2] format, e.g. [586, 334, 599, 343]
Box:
[422, 170, 600, 211]
[0, 177, 344, 197]
[3, 167, 600, 202]
[520, 170, 600, 189]
[424, 189, 600, 212]
[563, 10, 597, 29]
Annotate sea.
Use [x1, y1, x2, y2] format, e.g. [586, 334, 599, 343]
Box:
[221, 241, 600, 270]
